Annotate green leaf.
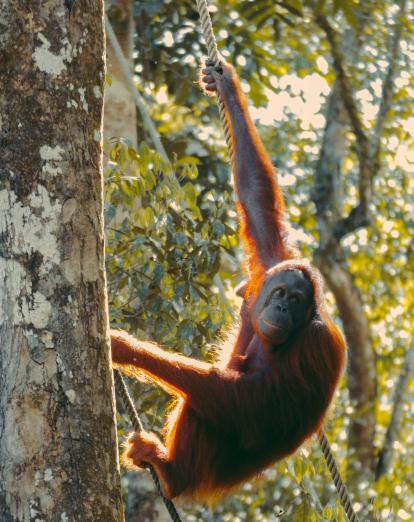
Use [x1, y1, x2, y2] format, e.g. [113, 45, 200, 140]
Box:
[127, 147, 140, 162]
[176, 156, 200, 166]
[293, 459, 303, 482]
[323, 505, 334, 520]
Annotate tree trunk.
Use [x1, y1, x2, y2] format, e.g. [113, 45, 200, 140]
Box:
[313, 80, 377, 490]
[312, 18, 378, 493]
[316, 253, 377, 484]
[104, 0, 137, 146]
[0, 1, 123, 520]
[103, 4, 166, 519]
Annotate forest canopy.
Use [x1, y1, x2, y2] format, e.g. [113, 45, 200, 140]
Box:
[104, 1, 414, 520]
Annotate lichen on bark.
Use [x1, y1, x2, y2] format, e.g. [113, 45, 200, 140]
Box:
[0, 1, 123, 520]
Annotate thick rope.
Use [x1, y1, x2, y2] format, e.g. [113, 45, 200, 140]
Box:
[114, 370, 182, 522]
[195, 2, 360, 521]
[196, 0, 233, 165]
[318, 431, 360, 522]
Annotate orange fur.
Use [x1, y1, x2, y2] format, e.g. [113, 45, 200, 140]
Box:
[111, 61, 347, 504]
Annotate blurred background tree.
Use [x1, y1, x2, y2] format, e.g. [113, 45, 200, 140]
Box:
[104, 0, 414, 520]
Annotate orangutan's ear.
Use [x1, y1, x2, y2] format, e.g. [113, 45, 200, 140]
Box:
[235, 280, 248, 298]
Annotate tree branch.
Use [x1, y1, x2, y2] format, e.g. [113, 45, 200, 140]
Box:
[313, 85, 369, 243]
[312, 81, 347, 243]
[375, 338, 414, 480]
[315, 13, 371, 218]
[370, 0, 407, 176]
[315, 13, 369, 156]
[315, 251, 377, 489]
[332, 203, 370, 241]
[313, 13, 372, 243]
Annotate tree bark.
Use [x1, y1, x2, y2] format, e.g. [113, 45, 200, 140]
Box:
[376, 339, 414, 480]
[313, 4, 407, 494]
[313, 42, 377, 491]
[104, 0, 137, 146]
[124, 473, 172, 522]
[0, 1, 123, 520]
[316, 252, 377, 483]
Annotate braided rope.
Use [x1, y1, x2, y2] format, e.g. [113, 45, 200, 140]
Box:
[195, 2, 359, 521]
[317, 431, 360, 521]
[114, 370, 182, 522]
[196, 0, 233, 164]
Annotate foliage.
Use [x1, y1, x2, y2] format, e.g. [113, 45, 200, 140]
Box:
[106, 141, 235, 352]
[105, 0, 414, 519]
[104, 140, 347, 520]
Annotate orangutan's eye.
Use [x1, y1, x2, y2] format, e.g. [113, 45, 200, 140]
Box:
[264, 287, 285, 307]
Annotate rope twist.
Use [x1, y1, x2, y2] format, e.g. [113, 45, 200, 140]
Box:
[318, 431, 359, 521]
[114, 370, 182, 522]
[196, 0, 233, 163]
